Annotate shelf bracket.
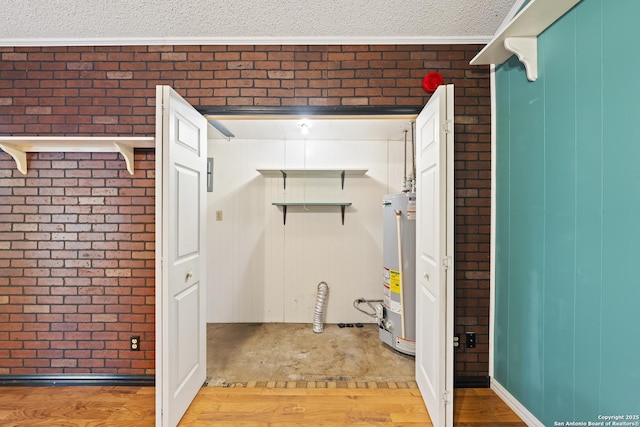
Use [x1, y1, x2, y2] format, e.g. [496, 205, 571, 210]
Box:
[113, 142, 136, 175]
[0, 143, 28, 175]
[340, 170, 346, 190]
[280, 170, 287, 190]
[341, 205, 346, 225]
[504, 37, 538, 82]
[469, 0, 581, 83]
[282, 205, 287, 225]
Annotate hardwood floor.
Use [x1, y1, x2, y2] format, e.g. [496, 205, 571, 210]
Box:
[0, 386, 155, 426]
[0, 386, 526, 426]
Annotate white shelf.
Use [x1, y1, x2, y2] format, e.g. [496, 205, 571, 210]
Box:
[272, 202, 353, 225]
[257, 168, 367, 177]
[258, 169, 365, 225]
[470, 0, 582, 81]
[0, 136, 155, 175]
[257, 168, 367, 190]
[272, 202, 352, 206]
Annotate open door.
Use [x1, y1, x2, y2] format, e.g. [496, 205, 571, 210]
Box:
[415, 84, 454, 427]
[156, 86, 208, 426]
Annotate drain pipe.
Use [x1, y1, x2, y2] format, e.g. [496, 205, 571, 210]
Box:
[402, 129, 409, 191]
[312, 281, 329, 333]
[411, 121, 417, 192]
[395, 210, 406, 339]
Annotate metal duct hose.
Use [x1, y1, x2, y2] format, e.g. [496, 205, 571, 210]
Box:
[312, 281, 329, 333]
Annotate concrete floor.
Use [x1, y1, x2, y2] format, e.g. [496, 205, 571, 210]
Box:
[207, 323, 415, 386]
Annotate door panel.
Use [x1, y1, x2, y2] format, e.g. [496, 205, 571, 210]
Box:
[176, 166, 200, 257]
[415, 84, 454, 427]
[176, 284, 200, 389]
[156, 85, 207, 427]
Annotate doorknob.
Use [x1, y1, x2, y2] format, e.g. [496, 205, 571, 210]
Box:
[423, 272, 429, 280]
[185, 271, 193, 281]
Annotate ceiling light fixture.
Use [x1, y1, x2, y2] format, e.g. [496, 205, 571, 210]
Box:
[297, 119, 311, 135]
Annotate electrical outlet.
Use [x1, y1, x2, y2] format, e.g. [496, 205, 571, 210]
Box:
[216, 210, 223, 221]
[130, 336, 141, 351]
[466, 332, 476, 349]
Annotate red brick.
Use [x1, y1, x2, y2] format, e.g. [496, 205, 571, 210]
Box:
[1, 45, 489, 378]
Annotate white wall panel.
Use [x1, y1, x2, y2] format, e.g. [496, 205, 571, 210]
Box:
[207, 137, 405, 324]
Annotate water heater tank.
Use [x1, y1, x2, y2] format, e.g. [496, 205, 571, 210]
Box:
[379, 192, 416, 356]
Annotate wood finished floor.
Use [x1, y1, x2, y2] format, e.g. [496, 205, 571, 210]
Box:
[0, 385, 525, 426]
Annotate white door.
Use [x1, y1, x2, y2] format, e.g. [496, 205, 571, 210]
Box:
[155, 86, 208, 427]
[415, 84, 454, 427]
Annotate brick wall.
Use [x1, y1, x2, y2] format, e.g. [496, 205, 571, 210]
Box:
[0, 150, 155, 374]
[0, 44, 490, 378]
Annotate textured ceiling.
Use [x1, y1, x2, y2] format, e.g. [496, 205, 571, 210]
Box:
[1, 0, 518, 46]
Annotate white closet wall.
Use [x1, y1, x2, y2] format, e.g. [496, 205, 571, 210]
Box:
[206, 137, 405, 324]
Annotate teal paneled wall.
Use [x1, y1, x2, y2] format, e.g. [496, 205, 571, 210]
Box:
[494, 0, 640, 424]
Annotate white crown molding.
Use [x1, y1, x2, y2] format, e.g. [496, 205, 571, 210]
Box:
[0, 35, 493, 47]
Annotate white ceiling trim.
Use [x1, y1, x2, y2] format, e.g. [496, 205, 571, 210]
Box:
[0, 35, 492, 48]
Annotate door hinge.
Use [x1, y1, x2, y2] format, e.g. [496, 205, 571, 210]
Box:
[442, 256, 451, 270]
[443, 120, 453, 134]
[443, 390, 451, 404]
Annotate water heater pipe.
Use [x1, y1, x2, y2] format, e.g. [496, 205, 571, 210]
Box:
[411, 121, 417, 192]
[395, 210, 406, 339]
[402, 129, 409, 191]
[312, 281, 329, 333]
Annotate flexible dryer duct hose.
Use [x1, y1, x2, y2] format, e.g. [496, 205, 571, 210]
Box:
[312, 281, 329, 333]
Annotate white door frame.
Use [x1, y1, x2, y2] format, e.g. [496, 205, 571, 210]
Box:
[489, 64, 497, 380]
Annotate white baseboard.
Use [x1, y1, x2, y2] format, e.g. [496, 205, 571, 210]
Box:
[491, 378, 544, 427]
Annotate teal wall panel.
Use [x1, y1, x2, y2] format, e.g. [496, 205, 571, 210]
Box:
[494, 0, 640, 424]
[600, 0, 640, 412]
[573, 0, 603, 420]
[494, 62, 511, 385]
[540, 12, 578, 422]
[505, 53, 546, 414]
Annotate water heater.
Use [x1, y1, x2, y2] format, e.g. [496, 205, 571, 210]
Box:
[378, 192, 416, 356]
